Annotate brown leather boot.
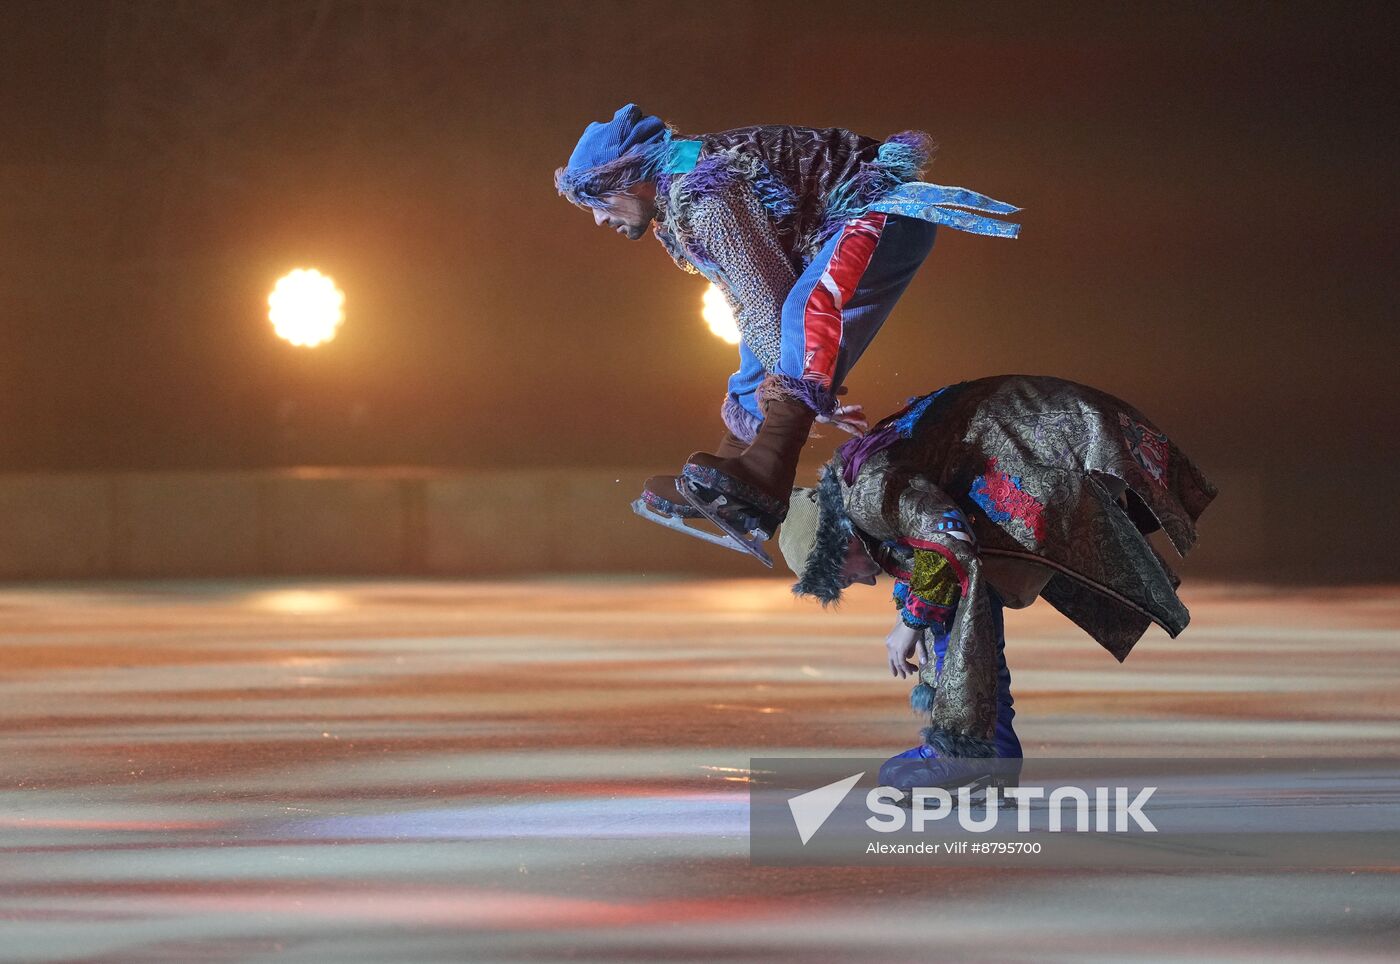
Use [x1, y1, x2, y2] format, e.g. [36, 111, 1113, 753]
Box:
[640, 429, 750, 516]
[713, 429, 750, 460]
[682, 395, 816, 526]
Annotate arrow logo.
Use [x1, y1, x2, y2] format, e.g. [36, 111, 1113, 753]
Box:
[787, 771, 864, 845]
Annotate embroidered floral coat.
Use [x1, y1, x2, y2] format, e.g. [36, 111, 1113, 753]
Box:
[830, 375, 1217, 754]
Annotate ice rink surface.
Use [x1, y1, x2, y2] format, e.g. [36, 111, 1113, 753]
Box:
[0, 577, 1397, 962]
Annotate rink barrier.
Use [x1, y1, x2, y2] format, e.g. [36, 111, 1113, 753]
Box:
[0, 466, 1286, 580]
[0, 467, 745, 579]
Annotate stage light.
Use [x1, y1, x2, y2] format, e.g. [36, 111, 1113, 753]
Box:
[269, 269, 345, 347]
[702, 283, 741, 345]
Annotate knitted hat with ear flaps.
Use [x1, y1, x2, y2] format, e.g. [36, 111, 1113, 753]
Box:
[781, 463, 854, 604]
[778, 488, 819, 576]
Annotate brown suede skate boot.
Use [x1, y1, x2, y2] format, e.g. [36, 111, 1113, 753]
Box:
[680, 394, 816, 534]
[640, 429, 749, 518]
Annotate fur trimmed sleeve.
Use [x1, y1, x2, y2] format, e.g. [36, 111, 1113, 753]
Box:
[891, 477, 977, 628]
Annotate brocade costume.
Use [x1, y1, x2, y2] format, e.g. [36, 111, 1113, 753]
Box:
[795, 375, 1217, 755]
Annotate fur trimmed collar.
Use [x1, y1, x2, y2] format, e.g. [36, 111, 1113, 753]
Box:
[792, 462, 854, 604]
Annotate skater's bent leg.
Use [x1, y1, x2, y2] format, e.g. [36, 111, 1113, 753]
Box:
[683, 215, 938, 528]
[922, 591, 1020, 759]
[987, 589, 1022, 759]
[829, 215, 937, 389]
[776, 213, 888, 413]
[723, 340, 766, 444]
[879, 594, 1020, 792]
[776, 213, 937, 411]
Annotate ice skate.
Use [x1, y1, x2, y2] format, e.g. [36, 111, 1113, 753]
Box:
[880, 669, 1025, 808]
[677, 392, 816, 563]
[674, 475, 776, 567]
[630, 473, 765, 559]
[634, 430, 749, 521]
[879, 744, 1023, 809]
[630, 429, 768, 558]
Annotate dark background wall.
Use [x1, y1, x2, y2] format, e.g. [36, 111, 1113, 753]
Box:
[0, 1, 1394, 580]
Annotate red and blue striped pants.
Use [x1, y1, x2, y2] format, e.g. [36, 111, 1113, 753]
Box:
[727, 212, 939, 421]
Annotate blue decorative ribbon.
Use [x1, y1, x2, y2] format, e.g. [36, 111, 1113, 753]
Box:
[868, 182, 1022, 239]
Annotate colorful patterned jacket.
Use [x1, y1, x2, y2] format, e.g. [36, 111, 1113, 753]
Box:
[807, 375, 1216, 755]
[654, 125, 915, 268]
[649, 127, 1019, 391]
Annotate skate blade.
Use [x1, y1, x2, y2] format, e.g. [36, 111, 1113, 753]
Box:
[676, 483, 774, 569]
[630, 498, 756, 557]
[893, 771, 1010, 810]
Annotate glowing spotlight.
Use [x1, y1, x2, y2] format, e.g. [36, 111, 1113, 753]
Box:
[269, 268, 345, 347]
[701, 283, 741, 345]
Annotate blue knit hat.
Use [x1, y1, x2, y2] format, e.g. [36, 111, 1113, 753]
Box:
[555, 103, 670, 208]
[568, 103, 667, 172]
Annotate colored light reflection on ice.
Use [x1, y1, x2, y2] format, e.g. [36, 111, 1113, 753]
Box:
[269, 268, 345, 347]
[292, 794, 749, 840]
[702, 283, 740, 344]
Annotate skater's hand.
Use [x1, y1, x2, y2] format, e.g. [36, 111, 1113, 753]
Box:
[886, 620, 929, 679]
[817, 403, 868, 437]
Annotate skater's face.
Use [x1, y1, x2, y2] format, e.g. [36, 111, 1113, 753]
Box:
[839, 535, 882, 587]
[590, 182, 657, 240]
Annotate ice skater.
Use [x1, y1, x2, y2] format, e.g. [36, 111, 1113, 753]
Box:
[555, 104, 1021, 564]
[775, 375, 1217, 788]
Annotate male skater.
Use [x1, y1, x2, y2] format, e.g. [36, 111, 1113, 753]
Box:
[776, 375, 1217, 787]
[555, 104, 1021, 560]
